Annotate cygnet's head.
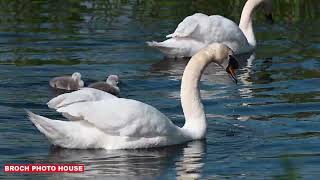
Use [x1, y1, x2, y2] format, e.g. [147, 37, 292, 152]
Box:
[106, 75, 119, 87]
[202, 43, 239, 83]
[71, 72, 84, 87]
[72, 72, 82, 81]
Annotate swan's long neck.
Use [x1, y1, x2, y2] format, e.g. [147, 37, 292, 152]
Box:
[239, 0, 262, 48]
[181, 50, 213, 139]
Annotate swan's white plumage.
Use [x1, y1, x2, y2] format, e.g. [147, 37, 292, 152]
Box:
[27, 110, 107, 149]
[148, 14, 251, 57]
[29, 99, 187, 149]
[56, 98, 181, 137]
[147, 38, 207, 58]
[47, 88, 116, 109]
[28, 43, 236, 149]
[166, 13, 205, 39]
[148, 0, 271, 58]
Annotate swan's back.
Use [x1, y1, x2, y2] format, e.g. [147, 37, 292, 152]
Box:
[149, 13, 253, 57]
[47, 88, 116, 109]
[207, 15, 250, 54]
[167, 13, 249, 48]
[167, 13, 210, 42]
[29, 94, 185, 149]
[56, 98, 180, 138]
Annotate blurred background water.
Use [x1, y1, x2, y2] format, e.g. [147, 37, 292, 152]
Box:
[0, 0, 319, 179]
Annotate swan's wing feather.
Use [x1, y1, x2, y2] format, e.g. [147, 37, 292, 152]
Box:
[147, 38, 206, 58]
[166, 21, 198, 38]
[167, 14, 250, 54]
[56, 98, 179, 137]
[151, 13, 251, 56]
[47, 88, 116, 109]
[166, 13, 208, 38]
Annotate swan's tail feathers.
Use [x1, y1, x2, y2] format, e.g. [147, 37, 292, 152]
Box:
[27, 110, 63, 140]
[146, 40, 184, 58]
[166, 32, 189, 38]
[146, 41, 162, 47]
[26, 110, 103, 149]
[166, 33, 173, 38]
[146, 41, 176, 49]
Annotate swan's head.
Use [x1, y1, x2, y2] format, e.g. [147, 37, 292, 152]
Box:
[71, 72, 82, 81]
[106, 75, 120, 87]
[246, 0, 273, 24]
[203, 43, 239, 83]
[260, 0, 273, 24]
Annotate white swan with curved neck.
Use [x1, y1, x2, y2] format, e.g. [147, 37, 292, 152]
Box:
[147, 0, 272, 58]
[27, 43, 238, 149]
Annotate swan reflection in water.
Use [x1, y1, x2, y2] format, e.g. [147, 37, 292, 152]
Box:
[47, 141, 206, 179]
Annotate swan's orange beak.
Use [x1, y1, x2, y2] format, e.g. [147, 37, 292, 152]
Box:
[227, 66, 237, 84]
[226, 55, 239, 84]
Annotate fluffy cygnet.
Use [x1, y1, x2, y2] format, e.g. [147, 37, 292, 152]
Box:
[49, 72, 84, 91]
[88, 75, 120, 96]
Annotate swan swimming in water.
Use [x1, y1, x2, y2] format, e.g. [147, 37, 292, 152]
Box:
[147, 0, 273, 58]
[27, 43, 239, 149]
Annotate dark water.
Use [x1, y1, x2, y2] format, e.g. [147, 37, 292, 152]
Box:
[0, 0, 319, 179]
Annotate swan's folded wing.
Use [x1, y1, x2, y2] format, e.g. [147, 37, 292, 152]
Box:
[56, 98, 180, 137]
[166, 13, 208, 39]
[47, 88, 117, 109]
[166, 20, 198, 38]
[207, 15, 249, 52]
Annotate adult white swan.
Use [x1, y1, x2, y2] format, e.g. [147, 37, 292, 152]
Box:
[147, 0, 272, 58]
[27, 43, 239, 149]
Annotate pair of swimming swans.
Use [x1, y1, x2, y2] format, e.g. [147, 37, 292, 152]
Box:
[28, 43, 239, 149]
[147, 0, 273, 58]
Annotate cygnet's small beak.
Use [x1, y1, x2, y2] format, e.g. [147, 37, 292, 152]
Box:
[226, 55, 239, 84]
[265, 13, 274, 24]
